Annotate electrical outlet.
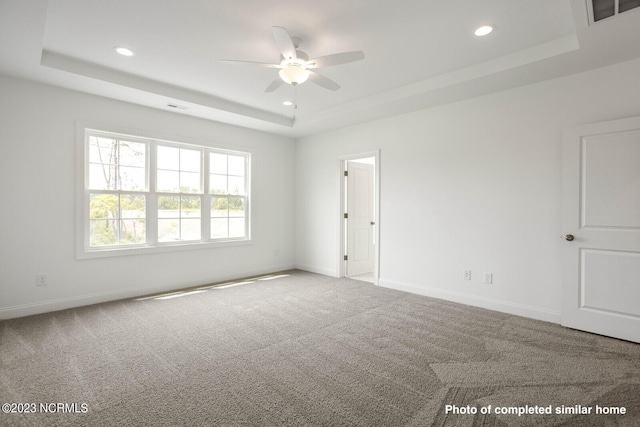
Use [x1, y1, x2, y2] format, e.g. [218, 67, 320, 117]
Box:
[36, 274, 47, 286]
[463, 270, 471, 280]
[484, 272, 493, 284]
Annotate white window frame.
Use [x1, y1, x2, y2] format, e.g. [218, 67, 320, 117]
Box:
[76, 124, 251, 259]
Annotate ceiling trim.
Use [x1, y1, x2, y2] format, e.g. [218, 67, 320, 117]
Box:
[299, 34, 580, 128]
[40, 49, 294, 128]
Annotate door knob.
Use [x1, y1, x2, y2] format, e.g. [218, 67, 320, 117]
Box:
[564, 234, 574, 241]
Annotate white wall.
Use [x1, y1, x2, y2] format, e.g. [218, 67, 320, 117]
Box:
[0, 75, 296, 319]
[295, 58, 640, 323]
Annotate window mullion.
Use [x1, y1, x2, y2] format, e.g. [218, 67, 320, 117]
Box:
[115, 139, 121, 192]
[148, 141, 158, 246]
[203, 150, 210, 241]
[244, 155, 250, 239]
[243, 195, 249, 239]
[116, 193, 122, 244]
[178, 194, 183, 241]
[83, 133, 91, 251]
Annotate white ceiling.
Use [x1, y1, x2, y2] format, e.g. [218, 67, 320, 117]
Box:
[1, 0, 639, 137]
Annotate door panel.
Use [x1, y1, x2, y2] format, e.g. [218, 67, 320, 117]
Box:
[353, 228, 371, 262]
[347, 161, 374, 276]
[581, 249, 640, 317]
[582, 132, 640, 228]
[562, 117, 640, 343]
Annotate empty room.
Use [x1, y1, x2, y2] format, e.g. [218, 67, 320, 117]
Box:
[1, 0, 639, 425]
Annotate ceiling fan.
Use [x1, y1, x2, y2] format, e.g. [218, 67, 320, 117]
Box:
[221, 26, 364, 92]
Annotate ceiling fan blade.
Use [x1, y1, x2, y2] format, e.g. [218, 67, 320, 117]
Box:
[219, 59, 281, 68]
[272, 26, 297, 61]
[306, 51, 365, 68]
[308, 71, 341, 91]
[265, 78, 284, 92]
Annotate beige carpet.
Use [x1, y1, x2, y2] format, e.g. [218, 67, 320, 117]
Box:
[1, 270, 639, 426]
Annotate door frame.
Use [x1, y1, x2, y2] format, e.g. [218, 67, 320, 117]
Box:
[337, 150, 380, 284]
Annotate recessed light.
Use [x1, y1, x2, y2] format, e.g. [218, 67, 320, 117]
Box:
[474, 25, 493, 37]
[114, 46, 135, 57]
[282, 100, 294, 106]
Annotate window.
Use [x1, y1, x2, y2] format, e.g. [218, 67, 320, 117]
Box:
[209, 152, 247, 239]
[88, 135, 147, 247]
[590, 0, 640, 22]
[80, 128, 250, 257]
[156, 145, 202, 242]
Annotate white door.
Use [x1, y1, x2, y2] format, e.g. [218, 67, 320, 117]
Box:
[346, 161, 375, 276]
[562, 116, 640, 343]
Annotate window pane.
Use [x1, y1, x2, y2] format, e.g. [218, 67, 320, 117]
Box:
[120, 195, 146, 219]
[157, 145, 179, 170]
[119, 166, 146, 191]
[158, 195, 180, 218]
[119, 141, 146, 167]
[89, 137, 117, 164]
[90, 194, 118, 220]
[229, 218, 245, 238]
[210, 174, 227, 194]
[158, 195, 201, 242]
[181, 196, 201, 218]
[119, 219, 146, 244]
[228, 197, 245, 217]
[619, 0, 640, 13]
[89, 163, 116, 190]
[228, 155, 245, 176]
[592, 0, 615, 21]
[90, 219, 117, 246]
[211, 218, 228, 239]
[180, 171, 201, 193]
[181, 219, 201, 240]
[210, 153, 227, 174]
[228, 176, 245, 195]
[158, 219, 179, 242]
[180, 148, 201, 172]
[211, 197, 228, 217]
[157, 170, 180, 193]
[89, 138, 147, 191]
[89, 194, 146, 246]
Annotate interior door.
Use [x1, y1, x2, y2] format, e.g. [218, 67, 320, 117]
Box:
[562, 116, 640, 343]
[346, 161, 374, 276]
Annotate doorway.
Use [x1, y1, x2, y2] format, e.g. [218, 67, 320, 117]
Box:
[339, 151, 380, 284]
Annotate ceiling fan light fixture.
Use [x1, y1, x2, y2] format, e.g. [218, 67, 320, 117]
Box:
[279, 63, 310, 85]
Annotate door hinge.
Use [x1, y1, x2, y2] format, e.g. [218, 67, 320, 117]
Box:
[344, 255, 348, 261]
[344, 170, 348, 177]
[344, 213, 348, 219]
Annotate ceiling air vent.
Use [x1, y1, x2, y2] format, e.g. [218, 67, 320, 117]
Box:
[589, 0, 640, 23]
[166, 103, 189, 110]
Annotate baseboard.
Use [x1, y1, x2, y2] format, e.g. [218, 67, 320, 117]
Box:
[379, 278, 561, 324]
[0, 264, 296, 320]
[294, 264, 338, 277]
[0, 288, 161, 320]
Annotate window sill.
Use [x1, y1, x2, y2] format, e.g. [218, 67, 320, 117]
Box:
[76, 238, 252, 260]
